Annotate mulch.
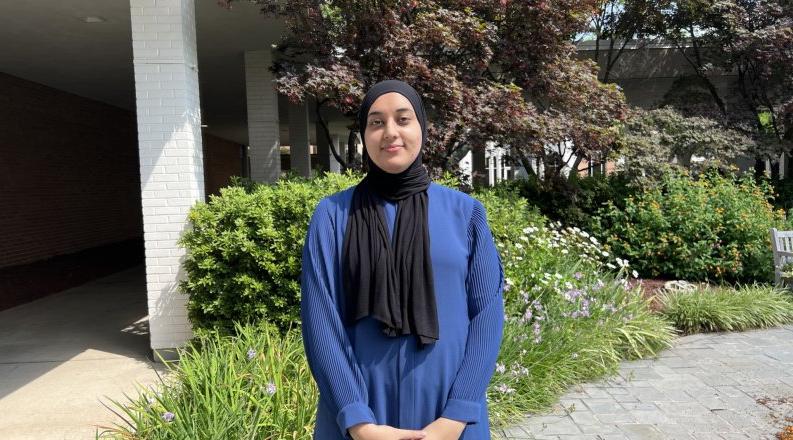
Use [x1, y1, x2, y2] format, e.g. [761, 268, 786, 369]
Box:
[626, 277, 676, 313]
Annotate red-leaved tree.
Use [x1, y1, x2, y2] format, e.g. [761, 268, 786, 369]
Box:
[220, 0, 628, 184]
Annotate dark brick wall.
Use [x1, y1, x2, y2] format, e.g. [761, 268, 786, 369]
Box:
[0, 71, 242, 310]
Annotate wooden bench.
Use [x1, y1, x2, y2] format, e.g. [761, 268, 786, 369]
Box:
[770, 228, 793, 286]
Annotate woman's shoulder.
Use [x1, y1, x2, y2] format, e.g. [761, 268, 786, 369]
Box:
[429, 182, 482, 218]
[314, 185, 357, 213]
[307, 185, 358, 235]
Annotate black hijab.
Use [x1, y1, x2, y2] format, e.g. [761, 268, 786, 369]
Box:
[341, 80, 439, 349]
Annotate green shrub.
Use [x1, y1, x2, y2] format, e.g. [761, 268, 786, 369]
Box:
[589, 167, 786, 283]
[98, 321, 317, 439]
[177, 172, 362, 335]
[766, 176, 793, 227]
[499, 172, 636, 229]
[658, 284, 793, 334]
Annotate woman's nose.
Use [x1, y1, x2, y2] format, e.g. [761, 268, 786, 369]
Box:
[383, 118, 398, 140]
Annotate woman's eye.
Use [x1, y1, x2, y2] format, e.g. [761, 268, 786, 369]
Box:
[369, 120, 382, 126]
[399, 117, 411, 123]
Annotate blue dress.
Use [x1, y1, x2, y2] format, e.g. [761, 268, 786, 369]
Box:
[300, 182, 505, 440]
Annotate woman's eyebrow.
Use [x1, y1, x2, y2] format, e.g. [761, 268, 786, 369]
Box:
[367, 108, 415, 117]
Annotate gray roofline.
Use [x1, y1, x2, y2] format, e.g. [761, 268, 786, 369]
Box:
[576, 38, 693, 51]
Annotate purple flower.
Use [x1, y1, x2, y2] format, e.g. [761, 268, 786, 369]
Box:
[564, 289, 583, 301]
[265, 381, 277, 395]
[522, 308, 533, 322]
[162, 411, 175, 422]
[573, 272, 583, 280]
[247, 348, 256, 360]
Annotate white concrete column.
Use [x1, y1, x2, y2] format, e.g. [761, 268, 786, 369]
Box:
[130, 0, 202, 357]
[330, 134, 343, 173]
[288, 102, 311, 177]
[356, 133, 364, 160]
[244, 50, 281, 183]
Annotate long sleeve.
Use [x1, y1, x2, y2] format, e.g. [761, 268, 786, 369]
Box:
[300, 198, 377, 439]
[440, 199, 505, 425]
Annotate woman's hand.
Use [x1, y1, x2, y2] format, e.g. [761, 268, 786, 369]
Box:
[348, 422, 428, 440]
[420, 417, 466, 440]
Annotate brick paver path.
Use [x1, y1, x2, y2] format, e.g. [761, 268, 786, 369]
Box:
[496, 324, 793, 440]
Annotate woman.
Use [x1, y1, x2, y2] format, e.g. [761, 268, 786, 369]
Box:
[300, 79, 505, 440]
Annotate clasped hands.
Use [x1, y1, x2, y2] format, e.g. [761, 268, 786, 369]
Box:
[348, 417, 466, 440]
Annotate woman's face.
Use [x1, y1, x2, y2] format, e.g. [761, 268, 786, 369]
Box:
[364, 92, 422, 174]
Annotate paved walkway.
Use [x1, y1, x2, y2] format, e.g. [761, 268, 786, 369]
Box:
[497, 324, 793, 440]
[0, 266, 163, 439]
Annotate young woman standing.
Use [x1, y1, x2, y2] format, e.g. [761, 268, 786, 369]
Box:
[300, 79, 505, 440]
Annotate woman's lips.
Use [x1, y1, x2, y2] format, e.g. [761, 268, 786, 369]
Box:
[384, 144, 403, 153]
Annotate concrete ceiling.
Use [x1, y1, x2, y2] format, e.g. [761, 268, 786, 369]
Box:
[0, 0, 296, 145]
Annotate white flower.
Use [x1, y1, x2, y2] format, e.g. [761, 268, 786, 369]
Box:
[496, 363, 506, 374]
[561, 249, 569, 254]
[601, 251, 609, 257]
[632, 269, 639, 278]
[495, 383, 515, 394]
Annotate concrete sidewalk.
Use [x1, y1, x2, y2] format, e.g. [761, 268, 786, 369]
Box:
[0, 265, 164, 439]
[498, 324, 793, 440]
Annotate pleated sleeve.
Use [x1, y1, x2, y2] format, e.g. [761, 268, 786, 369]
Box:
[440, 198, 505, 425]
[300, 197, 377, 439]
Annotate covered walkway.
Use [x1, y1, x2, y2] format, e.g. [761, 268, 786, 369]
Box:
[0, 266, 164, 439]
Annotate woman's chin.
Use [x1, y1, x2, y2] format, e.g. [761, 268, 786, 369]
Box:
[374, 158, 410, 174]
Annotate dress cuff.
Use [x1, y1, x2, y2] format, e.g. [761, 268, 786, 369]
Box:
[440, 398, 481, 425]
[337, 401, 377, 439]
